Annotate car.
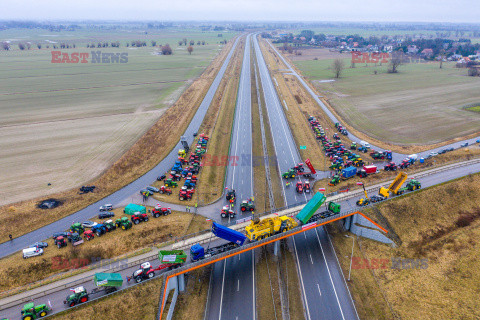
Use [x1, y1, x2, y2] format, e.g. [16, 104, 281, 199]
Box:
[99, 204, 113, 211]
[29, 241, 48, 249]
[23, 247, 44, 259]
[81, 221, 98, 228]
[146, 186, 159, 193]
[461, 143, 469, 148]
[438, 149, 447, 154]
[429, 152, 438, 157]
[447, 147, 454, 152]
[52, 231, 71, 239]
[193, 132, 197, 137]
[157, 174, 166, 181]
[98, 211, 115, 219]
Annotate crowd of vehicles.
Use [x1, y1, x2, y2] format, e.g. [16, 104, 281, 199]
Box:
[221, 189, 256, 219]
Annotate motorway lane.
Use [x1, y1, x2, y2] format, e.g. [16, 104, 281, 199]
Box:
[252, 35, 311, 206]
[0, 37, 241, 259]
[206, 34, 256, 320]
[266, 40, 480, 164]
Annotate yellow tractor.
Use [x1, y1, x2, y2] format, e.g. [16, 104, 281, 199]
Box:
[178, 149, 186, 158]
[245, 215, 297, 241]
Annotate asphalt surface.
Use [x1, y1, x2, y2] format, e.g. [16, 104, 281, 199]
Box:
[266, 40, 480, 164]
[206, 34, 256, 320]
[0, 37, 240, 259]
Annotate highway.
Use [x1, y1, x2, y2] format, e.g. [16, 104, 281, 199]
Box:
[0, 36, 241, 259]
[205, 34, 256, 320]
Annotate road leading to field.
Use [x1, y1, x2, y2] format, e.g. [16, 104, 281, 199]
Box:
[0, 37, 241, 260]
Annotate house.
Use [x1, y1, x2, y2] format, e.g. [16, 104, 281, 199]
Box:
[421, 48, 434, 58]
[407, 45, 418, 54]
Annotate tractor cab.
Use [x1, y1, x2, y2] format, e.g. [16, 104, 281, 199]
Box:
[296, 181, 303, 193]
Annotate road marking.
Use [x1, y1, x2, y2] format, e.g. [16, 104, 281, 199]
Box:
[237, 279, 240, 291]
[309, 254, 314, 264]
[317, 283, 322, 296]
[315, 228, 346, 320]
[292, 235, 311, 320]
[218, 260, 227, 320]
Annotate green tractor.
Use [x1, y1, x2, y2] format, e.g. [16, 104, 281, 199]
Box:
[21, 302, 51, 320]
[240, 198, 255, 212]
[64, 286, 88, 307]
[69, 222, 84, 235]
[103, 219, 117, 232]
[329, 163, 343, 171]
[115, 217, 132, 230]
[350, 142, 357, 150]
[164, 179, 178, 188]
[328, 175, 340, 186]
[282, 169, 296, 179]
[405, 179, 421, 191]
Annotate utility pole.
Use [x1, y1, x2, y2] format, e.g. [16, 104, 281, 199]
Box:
[345, 234, 355, 281]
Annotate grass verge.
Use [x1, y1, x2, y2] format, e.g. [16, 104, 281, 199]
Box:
[0, 37, 237, 244]
[329, 172, 480, 320]
[52, 276, 163, 320]
[172, 266, 212, 320]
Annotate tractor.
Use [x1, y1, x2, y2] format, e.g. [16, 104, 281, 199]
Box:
[384, 162, 397, 171]
[329, 175, 340, 186]
[226, 189, 236, 203]
[221, 205, 235, 218]
[179, 188, 194, 201]
[240, 198, 255, 212]
[405, 179, 421, 191]
[83, 230, 94, 241]
[69, 222, 84, 235]
[164, 179, 178, 188]
[130, 262, 156, 283]
[282, 169, 296, 179]
[67, 232, 84, 246]
[131, 212, 149, 225]
[64, 286, 89, 307]
[21, 302, 51, 320]
[115, 217, 132, 230]
[103, 220, 117, 232]
[358, 146, 369, 153]
[178, 149, 186, 158]
[295, 181, 304, 193]
[152, 206, 172, 217]
[304, 181, 311, 193]
[158, 185, 172, 195]
[91, 223, 107, 237]
[55, 236, 67, 249]
[293, 163, 304, 172]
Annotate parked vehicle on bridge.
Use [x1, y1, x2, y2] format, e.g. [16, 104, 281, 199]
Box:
[21, 302, 51, 320]
[245, 215, 297, 241]
[64, 273, 123, 307]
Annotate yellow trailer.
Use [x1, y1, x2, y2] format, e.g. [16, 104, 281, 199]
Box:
[379, 172, 408, 198]
[245, 216, 297, 241]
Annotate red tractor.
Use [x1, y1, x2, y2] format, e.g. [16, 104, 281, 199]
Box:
[296, 181, 303, 193]
[131, 212, 149, 225]
[293, 163, 304, 172]
[226, 189, 236, 204]
[55, 236, 68, 249]
[152, 205, 172, 218]
[129, 262, 156, 283]
[221, 205, 235, 218]
[179, 188, 194, 201]
[158, 186, 172, 195]
[384, 162, 397, 171]
[83, 230, 94, 241]
[303, 181, 311, 193]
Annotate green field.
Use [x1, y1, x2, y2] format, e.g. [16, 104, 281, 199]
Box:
[0, 28, 236, 205]
[293, 55, 480, 145]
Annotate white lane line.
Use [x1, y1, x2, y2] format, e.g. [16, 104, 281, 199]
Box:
[237, 279, 240, 291]
[292, 235, 311, 320]
[309, 254, 314, 264]
[315, 228, 346, 320]
[218, 260, 227, 320]
[317, 283, 322, 296]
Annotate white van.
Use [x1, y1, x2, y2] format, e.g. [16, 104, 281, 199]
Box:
[23, 247, 44, 259]
[360, 141, 371, 148]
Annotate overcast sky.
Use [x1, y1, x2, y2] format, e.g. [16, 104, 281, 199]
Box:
[2, 0, 479, 23]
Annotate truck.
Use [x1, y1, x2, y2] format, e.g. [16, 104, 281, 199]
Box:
[245, 216, 297, 241]
[190, 222, 247, 261]
[296, 192, 326, 224]
[123, 203, 146, 215]
[21, 302, 52, 320]
[341, 166, 357, 180]
[306, 201, 342, 222]
[378, 172, 408, 199]
[297, 158, 317, 179]
[64, 272, 123, 307]
[357, 165, 378, 178]
[158, 250, 187, 265]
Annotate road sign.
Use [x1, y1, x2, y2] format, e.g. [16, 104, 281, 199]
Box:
[300, 146, 307, 150]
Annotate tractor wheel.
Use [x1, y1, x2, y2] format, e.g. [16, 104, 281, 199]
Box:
[96, 231, 102, 237]
[250, 208, 254, 212]
[135, 277, 142, 283]
[22, 316, 34, 320]
[86, 237, 90, 241]
[159, 190, 164, 194]
[69, 301, 75, 307]
[221, 213, 227, 218]
[80, 296, 88, 303]
[356, 200, 361, 206]
[154, 213, 160, 218]
[230, 213, 235, 218]
[180, 197, 184, 201]
[241, 207, 246, 212]
[148, 272, 155, 278]
[144, 218, 149, 222]
[134, 220, 140, 225]
[122, 225, 126, 230]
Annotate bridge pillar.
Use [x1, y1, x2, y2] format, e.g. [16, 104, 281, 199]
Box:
[344, 215, 352, 230]
[178, 273, 185, 292]
[273, 241, 279, 257]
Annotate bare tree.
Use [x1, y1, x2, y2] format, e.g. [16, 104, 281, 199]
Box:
[151, 40, 156, 47]
[187, 46, 193, 55]
[161, 44, 173, 55]
[18, 43, 25, 50]
[439, 49, 446, 69]
[332, 58, 344, 78]
[2, 42, 10, 50]
[189, 40, 194, 46]
[388, 50, 404, 73]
